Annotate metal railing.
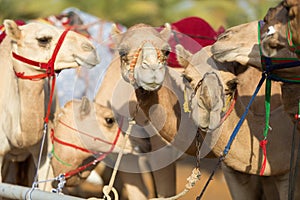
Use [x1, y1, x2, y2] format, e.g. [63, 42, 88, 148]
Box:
[0, 183, 85, 200]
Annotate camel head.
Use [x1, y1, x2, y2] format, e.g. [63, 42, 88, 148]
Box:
[52, 97, 141, 185]
[3, 19, 100, 74]
[176, 44, 229, 132]
[111, 23, 171, 91]
[259, 1, 300, 59]
[211, 20, 262, 68]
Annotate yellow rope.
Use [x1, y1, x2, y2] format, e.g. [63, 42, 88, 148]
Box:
[183, 88, 191, 113]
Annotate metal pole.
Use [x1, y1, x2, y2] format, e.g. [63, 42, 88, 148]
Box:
[0, 183, 85, 200]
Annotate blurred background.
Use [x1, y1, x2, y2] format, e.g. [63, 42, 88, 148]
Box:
[0, 0, 281, 30]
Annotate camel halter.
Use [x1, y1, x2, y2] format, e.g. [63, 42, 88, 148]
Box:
[121, 40, 165, 85]
[287, 20, 300, 55]
[50, 118, 123, 180]
[196, 21, 300, 200]
[12, 28, 70, 123]
[183, 71, 237, 127]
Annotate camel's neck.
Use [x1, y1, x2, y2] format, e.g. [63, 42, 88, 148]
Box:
[135, 87, 179, 143]
[210, 66, 287, 175]
[0, 38, 46, 148]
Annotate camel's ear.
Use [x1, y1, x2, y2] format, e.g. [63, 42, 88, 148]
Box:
[111, 23, 123, 45]
[80, 96, 91, 117]
[175, 44, 192, 68]
[4, 19, 21, 41]
[160, 23, 172, 41]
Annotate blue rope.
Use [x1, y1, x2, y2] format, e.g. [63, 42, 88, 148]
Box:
[223, 73, 266, 156]
[265, 59, 300, 72]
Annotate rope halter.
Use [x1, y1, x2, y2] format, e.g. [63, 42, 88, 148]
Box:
[12, 28, 70, 80]
[12, 28, 70, 123]
[120, 40, 167, 86]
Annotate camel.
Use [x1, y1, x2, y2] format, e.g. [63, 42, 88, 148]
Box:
[177, 40, 300, 199]
[106, 23, 200, 198]
[109, 20, 300, 199]
[51, 96, 150, 199]
[0, 19, 99, 191]
[258, 1, 300, 134]
[211, 1, 300, 126]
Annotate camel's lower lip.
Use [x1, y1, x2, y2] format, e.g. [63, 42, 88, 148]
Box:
[142, 83, 161, 91]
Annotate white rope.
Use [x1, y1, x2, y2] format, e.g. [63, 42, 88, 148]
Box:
[150, 168, 201, 200]
[101, 117, 135, 200]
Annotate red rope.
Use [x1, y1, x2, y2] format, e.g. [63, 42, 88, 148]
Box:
[51, 117, 124, 179]
[259, 139, 268, 176]
[12, 29, 70, 124]
[220, 90, 238, 124]
[51, 129, 97, 154]
[58, 119, 114, 145]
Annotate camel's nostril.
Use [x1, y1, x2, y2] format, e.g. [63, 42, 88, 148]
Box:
[81, 42, 94, 52]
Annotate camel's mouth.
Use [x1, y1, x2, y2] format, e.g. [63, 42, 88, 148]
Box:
[211, 45, 240, 61]
[141, 82, 162, 91]
[74, 54, 100, 69]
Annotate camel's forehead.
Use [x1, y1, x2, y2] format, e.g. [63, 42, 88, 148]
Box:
[119, 27, 167, 48]
[21, 22, 61, 37]
[94, 104, 114, 118]
[219, 20, 258, 43]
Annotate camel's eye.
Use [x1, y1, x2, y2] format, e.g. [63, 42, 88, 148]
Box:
[105, 117, 115, 126]
[37, 36, 52, 47]
[162, 45, 171, 57]
[118, 45, 129, 58]
[162, 49, 170, 57]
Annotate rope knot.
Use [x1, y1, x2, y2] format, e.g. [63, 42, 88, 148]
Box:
[259, 139, 268, 176]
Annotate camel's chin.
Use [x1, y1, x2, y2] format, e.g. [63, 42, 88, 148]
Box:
[75, 56, 99, 69]
[140, 82, 161, 91]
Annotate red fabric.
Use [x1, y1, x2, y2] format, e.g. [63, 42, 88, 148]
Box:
[161, 16, 224, 68]
[0, 20, 26, 44]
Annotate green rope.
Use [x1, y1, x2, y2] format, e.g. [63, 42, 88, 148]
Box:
[263, 79, 271, 138]
[51, 145, 72, 167]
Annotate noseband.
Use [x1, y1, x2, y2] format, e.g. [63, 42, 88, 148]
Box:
[121, 40, 165, 85]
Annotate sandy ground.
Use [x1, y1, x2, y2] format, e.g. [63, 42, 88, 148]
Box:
[64, 155, 232, 200]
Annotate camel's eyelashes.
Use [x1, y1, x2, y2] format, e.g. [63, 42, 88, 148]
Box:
[37, 36, 52, 47]
[118, 45, 129, 58]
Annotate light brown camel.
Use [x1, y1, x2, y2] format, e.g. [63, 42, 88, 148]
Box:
[108, 23, 199, 198]
[0, 19, 99, 189]
[211, 2, 300, 126]
[177, 41, 299, 199]
[51, 97, 149, 199]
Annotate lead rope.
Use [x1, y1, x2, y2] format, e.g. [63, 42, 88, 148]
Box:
[196, 73, 266, 200]
[149, 168, 201, 200]
[101, 117, 135, 200]
[259, 77, 271, 175]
